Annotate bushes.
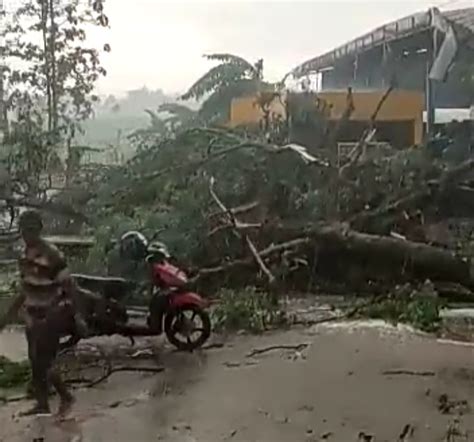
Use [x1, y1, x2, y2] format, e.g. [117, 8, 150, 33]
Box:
[0, 357, 30, 390]
[356, 282, 443, 333]
[212, 287, 286, 333]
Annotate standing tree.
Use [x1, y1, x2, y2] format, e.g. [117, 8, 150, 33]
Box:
[128, 103, 200, 151]
[0, 0, 110, 200]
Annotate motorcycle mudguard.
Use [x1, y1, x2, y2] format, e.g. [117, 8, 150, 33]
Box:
[169, 291, 209, 309]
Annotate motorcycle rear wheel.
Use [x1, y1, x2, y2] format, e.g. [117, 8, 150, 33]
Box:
[164, 305, 211, 351]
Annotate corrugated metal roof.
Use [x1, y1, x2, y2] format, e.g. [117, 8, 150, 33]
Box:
[445, 8, 474, 33]
[292, 8, 474, 78]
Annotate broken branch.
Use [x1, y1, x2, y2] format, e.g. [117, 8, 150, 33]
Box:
[209, 176, 276, 285]
[82, 365, 165, 388]
[382, 369, 435, 377]
[246, 343, 310, 357]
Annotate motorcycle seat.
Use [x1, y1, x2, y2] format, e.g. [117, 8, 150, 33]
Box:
[72, 274, 136, 299]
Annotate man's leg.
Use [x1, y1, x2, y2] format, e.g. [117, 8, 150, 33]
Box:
[25, 328, 35, 399]
[50, 367, 74, 417]
[43, 318, 74, 417]
[71, 287, 89, 338]
[148, 293, 168, 334]
[20, 325, 51, 416]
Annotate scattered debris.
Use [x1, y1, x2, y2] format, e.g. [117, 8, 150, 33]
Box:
[382, 369, 436, 377]
[298, 404, 315, 412]
[225, 429, 238, 439]
[80, 365, 165, 388]
[398, 423, 415, 441]
[438, 394, 471, 415]
[172, 422, 192, 431]
[246, 343, 310, 358]
[130, 349, 154, 359]
[276, 416, 290, 424]
[223, 360, 258, 368]
[202, 342, 226, 350]
[357, 432, 374, 441]
[444, 418, 468, 442]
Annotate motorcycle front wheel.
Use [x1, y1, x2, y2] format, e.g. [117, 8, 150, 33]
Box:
[164, 305, 211, 351]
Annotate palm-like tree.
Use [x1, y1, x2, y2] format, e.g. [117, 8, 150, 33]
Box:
[158, 103, 199, 129]
[180, 54, 272, 124]
[128, 102, 200, 149]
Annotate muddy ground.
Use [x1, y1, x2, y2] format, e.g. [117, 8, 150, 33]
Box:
[0, 319, 473, 442]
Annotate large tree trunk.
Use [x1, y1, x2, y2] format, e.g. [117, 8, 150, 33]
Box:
[48, 0, 59, 131]
[195, 223, 473, 292]
[310, 224, 472, 287]
[40, 0, 53, 132]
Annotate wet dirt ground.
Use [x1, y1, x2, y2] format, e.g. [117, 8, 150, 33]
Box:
[0, 320, 474, 442]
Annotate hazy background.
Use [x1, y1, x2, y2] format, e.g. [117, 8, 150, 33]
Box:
[96, 0, 472, 96]
[4, 0, 470, 149]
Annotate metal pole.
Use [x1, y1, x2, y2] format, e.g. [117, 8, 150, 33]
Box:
[426, 28, 438, 136]
[0, 0, 6, 141]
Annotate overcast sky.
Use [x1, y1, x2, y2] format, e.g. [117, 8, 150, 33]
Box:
[51, 0, 474, 95]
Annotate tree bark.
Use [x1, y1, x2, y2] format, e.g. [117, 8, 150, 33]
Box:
[309, 224, 472, 287]
[195, 223, 473, 292]
[40, 0, 53, 132]
[48, 0, 59, 131]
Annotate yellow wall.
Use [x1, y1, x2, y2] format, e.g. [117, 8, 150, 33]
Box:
[229, 96, 285, 127]
[229, 90, 425, 145]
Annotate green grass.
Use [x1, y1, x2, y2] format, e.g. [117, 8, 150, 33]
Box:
[0, 356, 30, 390]
[356, 283, 442, 333]
[212, 287, 286, 333]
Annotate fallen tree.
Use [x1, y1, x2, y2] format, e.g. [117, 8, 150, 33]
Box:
[192, 222, 473, 297]
[77, 82, 474, 302]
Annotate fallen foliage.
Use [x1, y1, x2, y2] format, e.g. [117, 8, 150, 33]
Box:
[82, 122, 474, 305]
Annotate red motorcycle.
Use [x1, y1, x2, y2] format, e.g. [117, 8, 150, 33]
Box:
[146, 252, 212, 351]
[70, 235, 211, 352]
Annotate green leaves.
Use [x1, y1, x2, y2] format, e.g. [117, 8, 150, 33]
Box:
[357, 283, 442, 333]
[3, 0, 111, 129]
[0, 357, 31, 390]
[0, 0, 111, 207]
[87, 126, 324, 278]
[212, 287, 283, 333]
[177, 53, 274, 125]
[181, 53, 264, 102]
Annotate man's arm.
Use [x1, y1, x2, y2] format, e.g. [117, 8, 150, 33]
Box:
[47, 244, 71, 290]
[49, 245, 89, 336]
[47, 243, 80, 307]
[0, 293, 25, 331]
[55, 259, 81, 308]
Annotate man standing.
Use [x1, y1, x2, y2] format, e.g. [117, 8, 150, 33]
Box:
[0, 210, 83, 417]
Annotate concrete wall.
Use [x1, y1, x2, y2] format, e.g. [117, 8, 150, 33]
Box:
[229, 96, 285, 128]
[321, 90, 424, 144]
[229, 89, 424, 145]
